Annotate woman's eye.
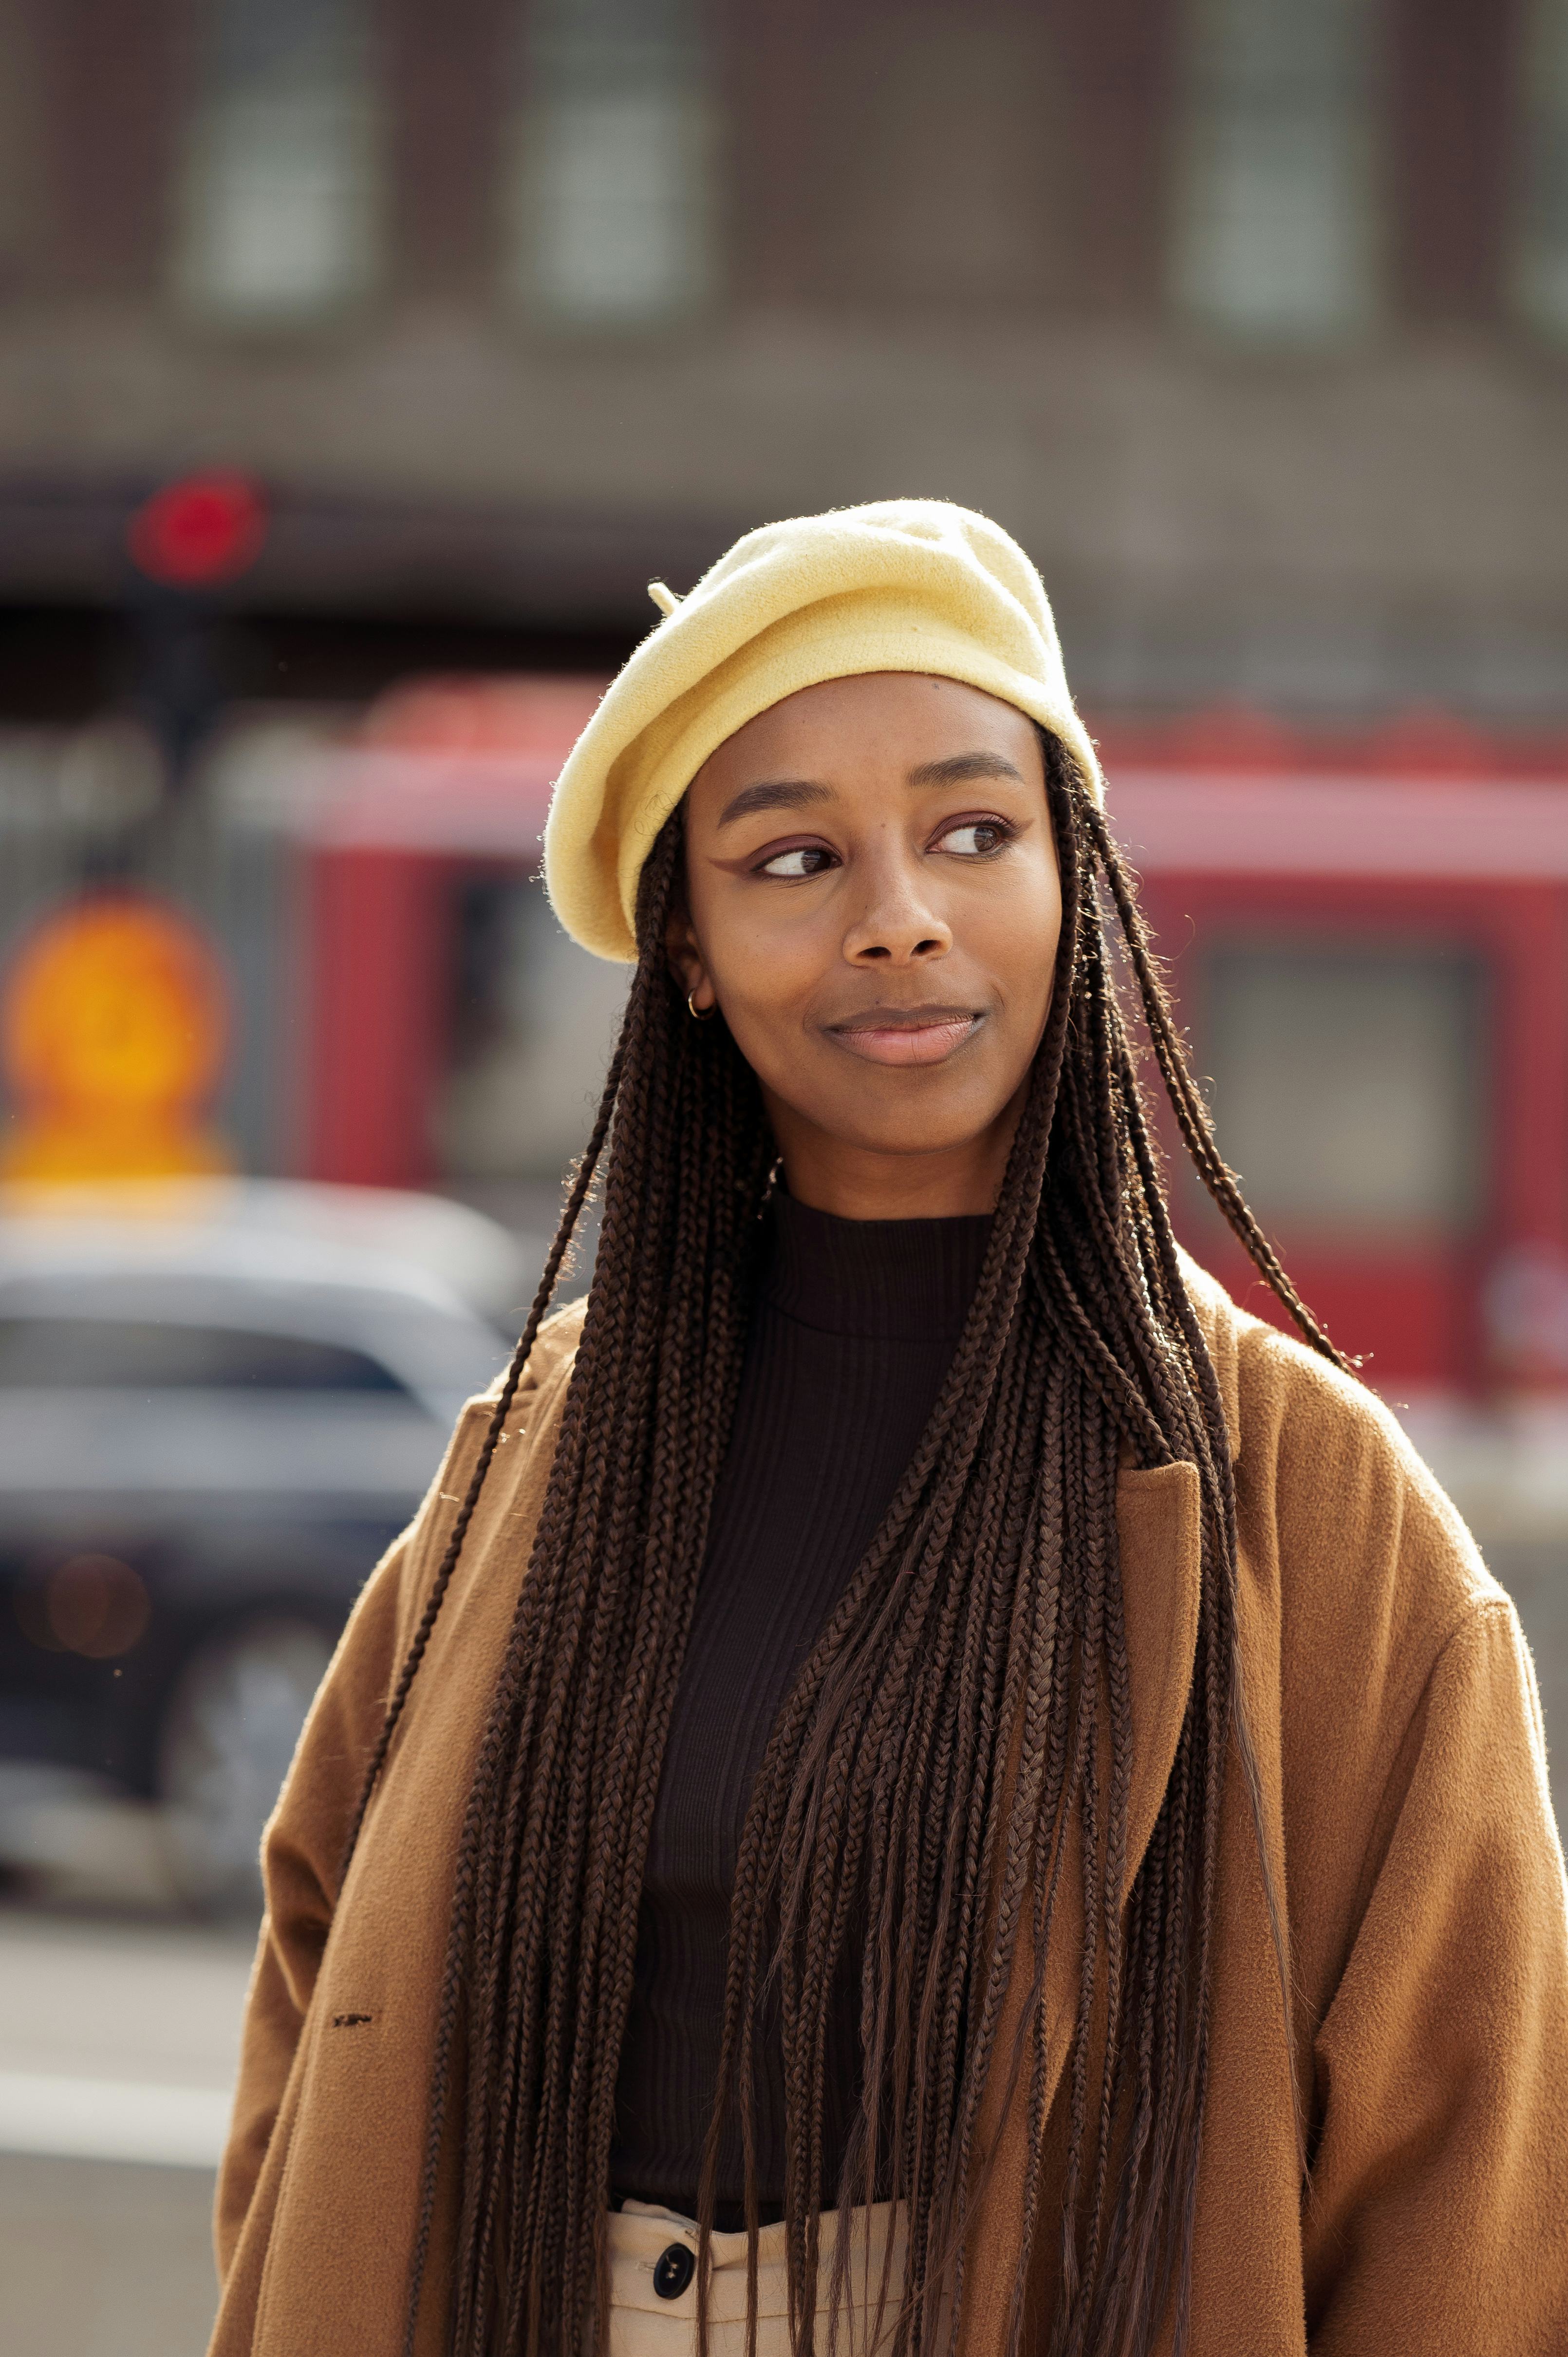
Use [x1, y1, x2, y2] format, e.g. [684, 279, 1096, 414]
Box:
[938, 820, 1011, 858]
[756, 844, 837, 879]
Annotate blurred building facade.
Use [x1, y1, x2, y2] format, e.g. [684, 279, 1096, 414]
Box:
[0, 0, 1563, 718]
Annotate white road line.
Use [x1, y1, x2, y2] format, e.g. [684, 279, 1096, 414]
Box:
[0, 2071, 231, 2168]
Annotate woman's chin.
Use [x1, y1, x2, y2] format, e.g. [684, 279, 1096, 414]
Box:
[813, 1112, 1006, 1169]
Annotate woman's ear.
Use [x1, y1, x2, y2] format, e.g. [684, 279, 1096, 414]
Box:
[664, 905, 717, 1015]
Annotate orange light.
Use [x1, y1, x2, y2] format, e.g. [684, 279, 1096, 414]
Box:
[0, 895, 234, 1181]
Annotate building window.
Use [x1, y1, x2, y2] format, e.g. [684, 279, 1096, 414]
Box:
[171, 0, 382, 323]
[1515, 0, 1568, 337]
[1198, 941, 1485, 1242]
[504, 0, 717, 327]
[1172, 0, 1381, 338]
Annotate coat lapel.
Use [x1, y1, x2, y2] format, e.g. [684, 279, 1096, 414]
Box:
[959, 1455, 1202, 2357]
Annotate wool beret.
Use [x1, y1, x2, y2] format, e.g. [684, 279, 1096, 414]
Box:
[542, 497, 1103, 962]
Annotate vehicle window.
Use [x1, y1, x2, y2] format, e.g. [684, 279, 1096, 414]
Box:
[0, 1319, 407, 1392]
[437, 871, 629, 1179]
[1198, 938, 1486, 1241]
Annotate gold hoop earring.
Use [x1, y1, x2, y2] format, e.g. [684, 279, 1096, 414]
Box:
[687, 990, 717, 1023]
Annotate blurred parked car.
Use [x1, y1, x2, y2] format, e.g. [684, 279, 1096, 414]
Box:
[0, 1180, 532, 1910]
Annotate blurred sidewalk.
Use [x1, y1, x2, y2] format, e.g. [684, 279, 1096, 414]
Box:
[0, 1906, 253, 2357]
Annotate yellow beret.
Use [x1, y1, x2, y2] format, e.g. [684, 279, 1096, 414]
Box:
[543, 498, 1103, 962]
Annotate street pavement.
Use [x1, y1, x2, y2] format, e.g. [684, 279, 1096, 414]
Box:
[0, 1906, 254, 2357]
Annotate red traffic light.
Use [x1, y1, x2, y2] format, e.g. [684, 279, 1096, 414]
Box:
[128, 472, 267, 588]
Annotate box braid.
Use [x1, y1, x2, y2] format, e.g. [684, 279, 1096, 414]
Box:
[339, 736, 1347, 2357]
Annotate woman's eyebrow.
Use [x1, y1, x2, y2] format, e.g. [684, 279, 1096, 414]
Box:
[716, 751, 1022, 827]
[907, 751, 1025, 787]
[717, 777, 833, 826]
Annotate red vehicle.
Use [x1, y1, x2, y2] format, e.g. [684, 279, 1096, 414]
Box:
[1097, 715, 1568, 1407]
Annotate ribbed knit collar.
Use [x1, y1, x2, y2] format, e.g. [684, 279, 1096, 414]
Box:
[760, 1190, 991, 1341]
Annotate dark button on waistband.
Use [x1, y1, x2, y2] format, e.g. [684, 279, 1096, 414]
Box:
[653, 2243, 696, 2299]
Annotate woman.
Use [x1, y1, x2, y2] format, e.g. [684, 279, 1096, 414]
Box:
[210, 503, 1568, 2357]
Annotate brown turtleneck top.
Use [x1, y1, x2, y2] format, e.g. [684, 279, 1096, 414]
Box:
[610, 1193, 990, 2226]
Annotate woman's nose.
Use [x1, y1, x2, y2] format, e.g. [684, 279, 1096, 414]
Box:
[841, 863, 952, 965]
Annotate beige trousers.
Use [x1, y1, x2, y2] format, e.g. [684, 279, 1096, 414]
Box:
[605, 2200, 908, 2357]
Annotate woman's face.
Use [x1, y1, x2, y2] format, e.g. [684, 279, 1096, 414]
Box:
[669, 671, 1062, 1219]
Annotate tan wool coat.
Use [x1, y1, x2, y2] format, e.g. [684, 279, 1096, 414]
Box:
[209, 1259, 1568, 2357]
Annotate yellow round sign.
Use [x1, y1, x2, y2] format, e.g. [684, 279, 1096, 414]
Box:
[0, 896, 234, 1181]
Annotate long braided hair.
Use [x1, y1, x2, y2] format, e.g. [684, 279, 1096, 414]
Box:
[345, 735, 1343, 2357]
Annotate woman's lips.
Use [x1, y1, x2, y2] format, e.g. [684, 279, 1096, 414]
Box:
[827, 1011, 984, 1067]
